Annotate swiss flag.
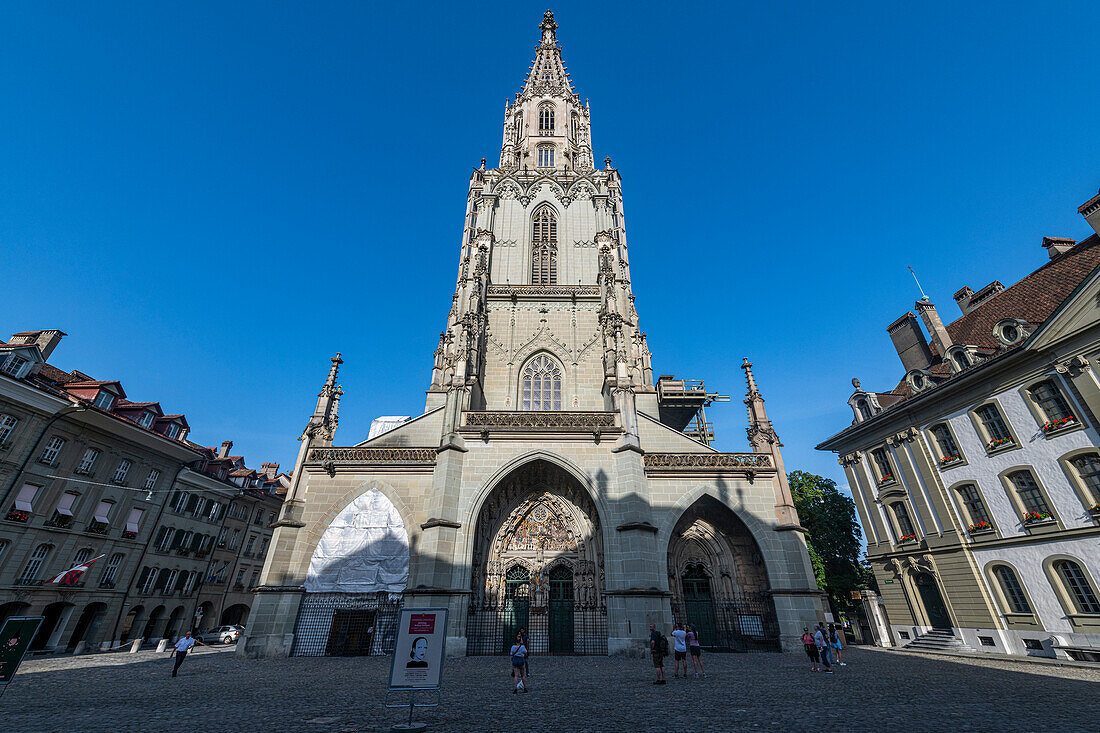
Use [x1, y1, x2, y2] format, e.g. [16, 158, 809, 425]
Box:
[43, 555, 104, 585]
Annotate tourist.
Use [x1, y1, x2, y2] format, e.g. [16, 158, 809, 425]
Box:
[686, 624, 706, 679]
[671, 622, 688, 678]
[519, 626, 530, 677]
[814, 623, 833, 673]
[830, 623, 846, 666]
[648, 623, 667, 685]
[171, 631, 195, 678]
[510, 632, 529, 693]
[801, 627, 821, 672]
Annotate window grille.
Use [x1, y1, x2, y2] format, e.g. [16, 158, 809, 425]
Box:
[40, 436, 65, 464]
[891, 503, 915, 537]
[144, 469, 160, 490]
[113, 459, 132, 484]
[538, 105, 554, 133]
[957, 484, 990, 524]
[77, 448, 99, 473]
[1029, 380, 1074, 423]
[1008, 471, 1050, 514]
[931, 424, 959, 458]
[521, 355, 563, 411]
[0, 413, 18, 445]
[531, 206, 558, 284]
[102, 553, 124, 587]
[18, 544, 52, 584]
[537, 147, 555, 167]
[1071, 454, 1100, 503]
[993, 566, 1031, 614]
[871, 448, 893, 481]
[977, 405, 1012, 442]
[1054, 560, 1100, 614]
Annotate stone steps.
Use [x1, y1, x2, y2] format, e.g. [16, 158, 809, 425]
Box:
[905, 629, 973, 652]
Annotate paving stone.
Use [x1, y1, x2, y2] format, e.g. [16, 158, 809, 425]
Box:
[3, 646, 1097, 732]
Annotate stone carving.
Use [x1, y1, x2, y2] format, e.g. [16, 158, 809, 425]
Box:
[307, 448, 436, 464]
[487, 284, 600, 298]
[1055, 355, 1092, 376]
[643, 453, 772, 469]
[465, 411, 616, 429]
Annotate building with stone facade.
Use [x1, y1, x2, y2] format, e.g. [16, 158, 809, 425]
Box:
[818, 188, 1100, 661]
[0, 329, 284, 653]
[241, 12, 821, 660]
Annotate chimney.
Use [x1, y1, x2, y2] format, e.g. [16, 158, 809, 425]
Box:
[1042, 236, 1075, 259]
[953, 286, 975, 316]
[259, 462, 279, 479]
[34, 330, 66, 360]
[915, 299, 953, 356]
[1079, 187, 1100, 236]
[887, 312, 934, 372]
[219, 440, 233, 458]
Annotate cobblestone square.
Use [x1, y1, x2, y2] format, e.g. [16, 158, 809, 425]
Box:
[3, 647, 1098, 732]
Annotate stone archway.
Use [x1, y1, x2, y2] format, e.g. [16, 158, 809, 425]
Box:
[467, 460, 605, 655]
[667, 495, 779, 651]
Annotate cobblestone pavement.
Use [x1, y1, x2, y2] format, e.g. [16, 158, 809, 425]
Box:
[3, 646, 1099, 732]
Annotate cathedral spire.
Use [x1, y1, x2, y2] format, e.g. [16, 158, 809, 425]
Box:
[742, 358, 802, 528]
[520, 10, 575, 99]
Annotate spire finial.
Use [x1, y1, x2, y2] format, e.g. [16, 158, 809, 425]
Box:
[540, 10, 558, 44]
[320, 352, 343, 397]
[741, 357, 758, 395]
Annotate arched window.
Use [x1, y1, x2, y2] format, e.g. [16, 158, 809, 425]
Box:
[515, 111, 523, 142]
[531, 206, 557, 284]
[992, 565, 1031, 614]
[521, 354, 562, 411]
[1053, 559, 1100, 614]
[17, 543, 52, 584]
[538, 105, 554, 134]
[953, 350, 970, 370]
[571, 112, 580, 140]
[890, 502, 915, 539]
[856, 399, 871, 420]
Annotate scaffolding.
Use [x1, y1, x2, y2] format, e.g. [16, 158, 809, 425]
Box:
[655, 376, 730, 447]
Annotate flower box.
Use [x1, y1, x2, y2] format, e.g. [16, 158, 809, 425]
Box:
[939, 454, 962, 467]
[987, 437, 1015, 451]
[45, 513, 73, 529]
[967, 521, 994, 535]
[1041, 416, 1076, 434]
[1088, 504, 1100, 517]
[5, 509, 30, 523]
[1022, 511, 1055, 526]
[897, 534, 918, 544]
[121, 530, 137, 540]
[87, 521, 110, 535]
[878, 474, 896, 485]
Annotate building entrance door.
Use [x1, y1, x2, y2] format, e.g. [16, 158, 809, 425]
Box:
[325, 609, 376, 655]
[915, 573, 952, 629]
[682, 565, 717, 647]
[548, 566, 574, 654]
[503, 566, 530, 653]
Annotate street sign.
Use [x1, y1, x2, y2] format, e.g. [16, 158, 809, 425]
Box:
[388, 608, 448, 690]
[851, 590, 863, 600]
[0, 617, 44, 686]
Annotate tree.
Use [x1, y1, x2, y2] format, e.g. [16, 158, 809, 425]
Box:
[788, 470, 866, 615]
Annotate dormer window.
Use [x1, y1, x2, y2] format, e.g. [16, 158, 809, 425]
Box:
[1, 355, 29, 378]
[953, 350, 970, 370]
[164, 423, 180, 439]
[995, 319, 1027, 347]
[856, 399, 872, 420]
[94, 391, 115, 410]
[911, 372, 925, 391]
[138, 411, 154, 428]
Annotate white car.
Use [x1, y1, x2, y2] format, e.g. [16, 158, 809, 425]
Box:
[198, 625, 243, 644]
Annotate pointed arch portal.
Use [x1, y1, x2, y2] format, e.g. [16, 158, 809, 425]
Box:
[667, 495, 781, 651]
[467, 460, 606, 655]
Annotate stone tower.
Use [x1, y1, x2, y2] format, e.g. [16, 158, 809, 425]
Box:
[241, 11, 822, 659]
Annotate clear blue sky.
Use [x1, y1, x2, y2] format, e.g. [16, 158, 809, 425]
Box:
[3, 2, 1098, 494]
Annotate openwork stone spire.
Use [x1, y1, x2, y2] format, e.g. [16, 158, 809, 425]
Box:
[522, 10, 574, 97]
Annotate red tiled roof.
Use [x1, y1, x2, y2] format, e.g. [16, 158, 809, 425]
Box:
[945, 234, 1100, 349]
[1078, 189, 1100, 214]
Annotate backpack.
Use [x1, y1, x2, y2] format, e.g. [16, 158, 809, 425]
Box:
[658, 634, 669, 656]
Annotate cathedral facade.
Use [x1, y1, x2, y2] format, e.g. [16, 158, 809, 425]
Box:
[241, 12, 821, 658]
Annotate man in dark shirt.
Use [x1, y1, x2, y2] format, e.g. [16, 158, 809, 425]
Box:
[649, 623, 666, 685]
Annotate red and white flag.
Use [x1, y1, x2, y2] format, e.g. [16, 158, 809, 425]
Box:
[43, 554, 105, 585]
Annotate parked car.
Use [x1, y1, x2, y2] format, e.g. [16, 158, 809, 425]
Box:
[198, 625, 243, 644]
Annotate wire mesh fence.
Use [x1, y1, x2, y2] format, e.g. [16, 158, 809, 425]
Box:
[290, 593, 404, 657]
[670, 593, 781, 652]
[465, 600, 608, 656]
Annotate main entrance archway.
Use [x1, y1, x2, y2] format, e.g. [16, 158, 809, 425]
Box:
[668, 495, 780, 651]
[467, 460, 606, 655]
[914, 573, 952, 629]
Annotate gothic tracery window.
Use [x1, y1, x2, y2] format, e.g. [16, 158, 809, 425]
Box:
[538, 104, 554, 134]
[521, 354, 562, 411]
[531, 205, 557, 283]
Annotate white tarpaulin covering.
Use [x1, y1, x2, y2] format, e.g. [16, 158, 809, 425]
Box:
[305, 489, 409, 593]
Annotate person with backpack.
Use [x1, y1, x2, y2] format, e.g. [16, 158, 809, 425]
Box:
[686, 624, 706, 679]
[510, 632, 529, 693]
[801, 626, 821, 672]
[829, 623, 845, 666]
[648, 623, 667, 685]
[814, 623, 833, 674]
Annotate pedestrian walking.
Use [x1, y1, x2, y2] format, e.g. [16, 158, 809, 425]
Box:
[801, 627, 821, 672]
[814, 623, 833, 674]
[671, 622, 688, 678]
[686, 624, 706, 679]
[171, 631, 195, 678]
[519, 626, 530, 677]
[830, 623, 846, 666]
[648, 623, 667, 685]
[510, 632, 529, 693]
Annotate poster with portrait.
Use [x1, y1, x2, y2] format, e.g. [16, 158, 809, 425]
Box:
[387, 608, 447, 689]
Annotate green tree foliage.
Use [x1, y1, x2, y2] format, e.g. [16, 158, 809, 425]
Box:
[789, 470, 866, 614]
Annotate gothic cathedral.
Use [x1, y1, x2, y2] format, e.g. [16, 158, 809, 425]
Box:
[242, 12, 822, 658]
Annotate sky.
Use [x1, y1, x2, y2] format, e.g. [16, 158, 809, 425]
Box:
[2, 2, 1099, 504]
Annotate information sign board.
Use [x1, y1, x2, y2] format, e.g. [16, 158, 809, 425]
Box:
[388, 608, 447, 690]
[0, 617, 44, 686]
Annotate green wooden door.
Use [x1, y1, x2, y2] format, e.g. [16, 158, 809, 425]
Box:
[915, 573, 952, 629]
[682, 566, 717, 647]
[503, 566, 530, 654]
[548, 566, 574, 654]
